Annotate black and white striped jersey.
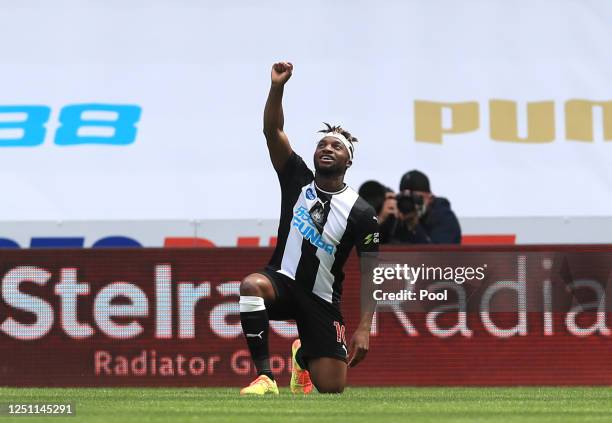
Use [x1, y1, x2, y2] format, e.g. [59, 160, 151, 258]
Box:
[268, 152, 379, 307]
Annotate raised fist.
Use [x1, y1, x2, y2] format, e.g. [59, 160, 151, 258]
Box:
[271, 62, 293, 86]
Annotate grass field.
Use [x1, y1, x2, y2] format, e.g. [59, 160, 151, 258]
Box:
[1, 387, 612, 423]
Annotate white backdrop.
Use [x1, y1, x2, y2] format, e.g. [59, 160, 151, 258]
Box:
[0, 0, 611, 221]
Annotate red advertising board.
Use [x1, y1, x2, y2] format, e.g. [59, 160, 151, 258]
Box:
[1, 246, 612, 387]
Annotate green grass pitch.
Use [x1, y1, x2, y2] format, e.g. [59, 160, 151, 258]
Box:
[1, 387, 612, 423]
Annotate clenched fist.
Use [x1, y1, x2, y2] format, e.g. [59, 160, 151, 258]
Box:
[271, 62, 293, 86]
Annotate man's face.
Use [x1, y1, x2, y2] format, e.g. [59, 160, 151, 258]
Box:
[313, 136, 352, 176]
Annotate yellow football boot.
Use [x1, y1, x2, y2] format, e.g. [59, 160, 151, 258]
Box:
[240, 374, 279, 396]
[290, 339, 314, 394]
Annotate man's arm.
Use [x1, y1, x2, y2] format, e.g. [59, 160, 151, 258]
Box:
[379, 192, 398, 244]
[348, 267, 376, 368]
[348, 210, 380, 368]
[263, 62, 293, 173]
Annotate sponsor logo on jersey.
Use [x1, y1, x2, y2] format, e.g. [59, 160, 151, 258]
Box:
[292, 206, 335, 255]
[364, 232, 379, 245]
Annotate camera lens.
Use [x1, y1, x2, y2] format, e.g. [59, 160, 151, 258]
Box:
[396, 192, 424, 214]
[396, 194, 416, 214]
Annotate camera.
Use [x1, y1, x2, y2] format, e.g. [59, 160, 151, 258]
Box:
[396, 190, 424, 215]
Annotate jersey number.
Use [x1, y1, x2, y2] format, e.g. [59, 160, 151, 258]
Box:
[334, 321, 346, 344]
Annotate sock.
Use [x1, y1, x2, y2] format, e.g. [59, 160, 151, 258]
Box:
[295, 346, 309, 371]
[240, 296, 274, 381]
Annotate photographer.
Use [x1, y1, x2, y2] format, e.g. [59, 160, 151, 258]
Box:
[358, 181, 398, 242]
[389, 170, 461, 244]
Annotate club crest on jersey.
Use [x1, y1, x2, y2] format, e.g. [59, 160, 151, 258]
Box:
[305, 187, 316, 200]
[292, 206, 335, 255]
[308, 199, 327, 233]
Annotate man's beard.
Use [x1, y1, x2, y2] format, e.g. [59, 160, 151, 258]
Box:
[314, 162, 344, 177]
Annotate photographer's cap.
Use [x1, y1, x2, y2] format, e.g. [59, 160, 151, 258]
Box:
[400, 170, 430, 193]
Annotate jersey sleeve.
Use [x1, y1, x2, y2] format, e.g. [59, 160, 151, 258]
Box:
[354, 201, 380, 256]
[276, 151, 314, 194]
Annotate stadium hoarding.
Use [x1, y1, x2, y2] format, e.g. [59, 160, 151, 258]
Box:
[1, 246, 612, 387]
[2, 216, 612, 248]
[2, 1, 612, 223]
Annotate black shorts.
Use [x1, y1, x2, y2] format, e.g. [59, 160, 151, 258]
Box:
[259, 267, 348, 363]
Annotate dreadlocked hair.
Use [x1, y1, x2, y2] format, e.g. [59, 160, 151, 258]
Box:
[318, 122, 359, 145]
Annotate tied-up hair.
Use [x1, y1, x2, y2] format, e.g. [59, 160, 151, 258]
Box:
[317, 122, 358, 159]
